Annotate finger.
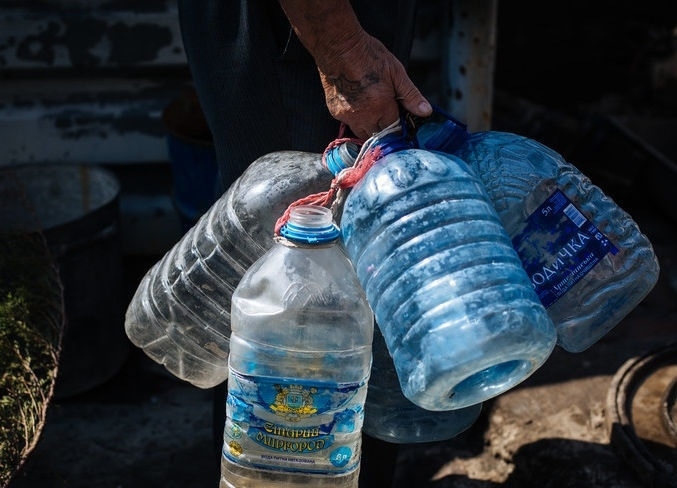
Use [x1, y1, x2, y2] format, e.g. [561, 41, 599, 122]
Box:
[393, 77, 432, 118]
[347, 113, 398, 139]
[378, 108, 401, 131]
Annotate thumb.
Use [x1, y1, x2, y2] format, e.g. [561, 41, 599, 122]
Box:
[395, 82, 433, 118]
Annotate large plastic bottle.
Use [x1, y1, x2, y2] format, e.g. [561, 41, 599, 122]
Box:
[326, 142, 481, 442]
[327, 143, 479, 436]
[124, 151, 334, 388]
[415, 115, 661, 352]
[221, 205, 372, 488]
[332, 140, 557, 411]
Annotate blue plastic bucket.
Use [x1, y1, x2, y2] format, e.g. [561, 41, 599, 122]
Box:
[163, 89, 219, 230]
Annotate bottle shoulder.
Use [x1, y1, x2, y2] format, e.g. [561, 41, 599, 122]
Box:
[233, 242, 370, 312]
[460, 131, 569, 178]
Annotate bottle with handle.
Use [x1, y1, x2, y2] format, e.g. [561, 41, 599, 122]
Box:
[327, 132, 557, 411]
[415, 111, 661, 352]
[327, 141, 483, 440]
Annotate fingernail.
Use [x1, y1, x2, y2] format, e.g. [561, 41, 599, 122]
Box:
[419, 101, 432, 113]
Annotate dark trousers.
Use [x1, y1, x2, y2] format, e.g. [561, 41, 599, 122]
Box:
[177, 0, 417, 191]
[178, 1, 417, 485]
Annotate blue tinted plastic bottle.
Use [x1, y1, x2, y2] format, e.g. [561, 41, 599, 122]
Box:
[331, 140, 557, 411]
[416, 116, 660, 352]
[329, 143, 482, 439]
[222, 205, 373, 488]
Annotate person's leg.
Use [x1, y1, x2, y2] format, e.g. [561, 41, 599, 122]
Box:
[179, 4, 339, 482]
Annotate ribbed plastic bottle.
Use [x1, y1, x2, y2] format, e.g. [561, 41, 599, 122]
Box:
[124, 151, 334, 388]
[329, 138, 558, 411]
[221, 205, 372, 488]
[415, 115, 661, 352]
[327, 143, 483, 441]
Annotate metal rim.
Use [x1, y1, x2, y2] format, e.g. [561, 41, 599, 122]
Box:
[606, 342, 677, 488]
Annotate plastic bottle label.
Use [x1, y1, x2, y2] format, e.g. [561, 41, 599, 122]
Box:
[223, 370, 365, 475]
[512, 189, 619, 308]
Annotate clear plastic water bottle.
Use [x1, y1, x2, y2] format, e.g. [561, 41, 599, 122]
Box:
[415, 115, 661, 352]
[124, 151, 334, 388]
[221, 205, 373, 488]
[332, 140, 557, 411]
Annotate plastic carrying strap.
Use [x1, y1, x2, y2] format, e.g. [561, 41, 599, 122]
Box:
[411, 104, 471, 153]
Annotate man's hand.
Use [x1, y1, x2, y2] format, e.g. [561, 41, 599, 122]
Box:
[317, 30, 432, 139]
[279, 0, 432, 140]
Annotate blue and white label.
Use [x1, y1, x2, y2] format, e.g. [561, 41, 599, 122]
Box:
[223, 371, 365, 475]
[512, 189, 618, 308]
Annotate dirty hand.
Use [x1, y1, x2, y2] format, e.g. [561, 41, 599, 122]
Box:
[317, 30, 433, 140]
[279, 0, 432, 140]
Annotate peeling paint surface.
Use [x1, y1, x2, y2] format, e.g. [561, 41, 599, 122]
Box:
[0, 78, 191, 165]
[0, 1, 184, 69]
[0, 0, 497, 166]
[0, 1, 190, 166]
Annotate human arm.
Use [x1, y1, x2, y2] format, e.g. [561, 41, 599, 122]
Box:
[278, 0, 432, 139]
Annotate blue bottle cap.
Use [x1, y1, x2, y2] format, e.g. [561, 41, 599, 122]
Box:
[416, 119, 469, 153]
[326, 135, 414, 177]
[279, 205, 340, 244]
[326, 142, 359, 175]
[377, 133, 415, 157]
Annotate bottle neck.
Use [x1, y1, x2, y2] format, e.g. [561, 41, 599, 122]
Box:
[279, 205, 340, 245]
[325, 133, 414, 176]
[325, 107, 472, 177]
